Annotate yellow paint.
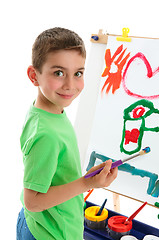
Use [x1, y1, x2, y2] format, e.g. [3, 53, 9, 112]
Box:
[85, 206, 108, 222]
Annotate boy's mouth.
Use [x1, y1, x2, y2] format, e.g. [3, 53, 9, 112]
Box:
[56, 93, 74, 99]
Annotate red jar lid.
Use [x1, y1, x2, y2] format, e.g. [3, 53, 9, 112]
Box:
[108, 216, 132, 232]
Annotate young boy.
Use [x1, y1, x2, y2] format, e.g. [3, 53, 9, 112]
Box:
[16, 27, 118, 240]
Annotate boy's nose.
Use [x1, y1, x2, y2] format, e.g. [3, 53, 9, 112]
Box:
[63, 76, 74, 90]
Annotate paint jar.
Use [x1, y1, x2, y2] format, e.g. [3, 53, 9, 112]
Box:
[143, 235, 159, 240]
[121, 235, 138, 240]
[85, 206, 108, 229]
[107, 215, 132, 240]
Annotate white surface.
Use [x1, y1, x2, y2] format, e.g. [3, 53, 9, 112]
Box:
[75, 35, 159, 205]
[1, 0, 159, 238]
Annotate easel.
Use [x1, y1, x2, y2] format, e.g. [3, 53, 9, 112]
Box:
[74, 28, 159, 229]
[113, 192, 120, 212]
[91, 28, 129, 214]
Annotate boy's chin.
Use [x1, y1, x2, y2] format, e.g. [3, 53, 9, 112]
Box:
[63, 103, 72, 108]
[62, 100, 74, 108]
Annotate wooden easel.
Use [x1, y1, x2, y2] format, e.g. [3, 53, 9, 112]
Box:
[113, 192, 120, 213]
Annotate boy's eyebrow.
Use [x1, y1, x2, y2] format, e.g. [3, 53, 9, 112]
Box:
[50, 65, 85, 71]
[50, 65, 66, 70]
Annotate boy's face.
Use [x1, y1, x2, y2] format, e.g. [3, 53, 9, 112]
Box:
[31, 50, 85, 114]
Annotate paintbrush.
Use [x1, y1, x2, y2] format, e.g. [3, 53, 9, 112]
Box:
[96, 198, 107, 216]
[85, 147, 150, 179]
[124, 201, 147, 224]
[84, 189, 94, 202]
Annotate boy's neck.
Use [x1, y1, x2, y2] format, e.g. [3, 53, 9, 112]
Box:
[34, 96, 63, 114]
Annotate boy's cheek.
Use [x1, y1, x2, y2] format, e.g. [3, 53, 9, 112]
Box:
[48, 81, 61, 90]
[78, 80, 84, 91]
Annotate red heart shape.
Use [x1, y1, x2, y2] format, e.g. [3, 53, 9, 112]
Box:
[125, 128, 140, 145]
[122, 52, 159, 99]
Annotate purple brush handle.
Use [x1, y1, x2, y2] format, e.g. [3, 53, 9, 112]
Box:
[84, 160, 122, 179]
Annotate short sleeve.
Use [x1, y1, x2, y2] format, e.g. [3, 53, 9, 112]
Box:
[23, 133, 59, 193]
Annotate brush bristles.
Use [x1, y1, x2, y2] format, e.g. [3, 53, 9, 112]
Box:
[140, 147, 151, 155]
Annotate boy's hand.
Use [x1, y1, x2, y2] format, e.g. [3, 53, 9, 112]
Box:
[84, 160, 118, 189]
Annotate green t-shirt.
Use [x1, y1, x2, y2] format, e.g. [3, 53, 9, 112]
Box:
[20, 104, 84, 240]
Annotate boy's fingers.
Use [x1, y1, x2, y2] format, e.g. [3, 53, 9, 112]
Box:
[100, 160, 112, 175]
[85, 160, 117, 180]
[86, 162, 106, 174]
[100, 160, 118, 179]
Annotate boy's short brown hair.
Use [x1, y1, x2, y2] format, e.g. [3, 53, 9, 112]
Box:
[32, 27, 86, 73]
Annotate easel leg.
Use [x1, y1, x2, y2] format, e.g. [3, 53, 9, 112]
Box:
[113, 192, 120, 213]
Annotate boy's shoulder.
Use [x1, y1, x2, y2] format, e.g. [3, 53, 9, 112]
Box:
[21, 104, 69, 144]
[20, 107, 59, 154]
[21, 106, 55, 138]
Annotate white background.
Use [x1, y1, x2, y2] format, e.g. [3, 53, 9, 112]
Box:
[1, 0, 159, 238]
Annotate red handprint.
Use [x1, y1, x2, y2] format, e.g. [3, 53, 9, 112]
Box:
[101, 44, 130, 94]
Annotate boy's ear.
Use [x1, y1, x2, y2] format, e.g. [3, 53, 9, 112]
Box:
[27, 66, 39, 86]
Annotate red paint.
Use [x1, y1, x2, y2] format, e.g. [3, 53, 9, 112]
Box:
[101, 45, 130, 94]
[108, 215, 132, 232]
[132, 106, 145, 118]
[125, 128, 140, 145]
[122, 52, 159, 99]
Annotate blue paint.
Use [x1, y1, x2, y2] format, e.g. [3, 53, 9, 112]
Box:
[91, 35, 99, 41]
[151, 180, 159, 197]
[86, 151, 96, 171]
[86, 151, 159, 197]
[86, 151, 110, 171]
[143, 146, 151, 153]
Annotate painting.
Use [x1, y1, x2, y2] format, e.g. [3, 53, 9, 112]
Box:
[85, 35, 159, 204]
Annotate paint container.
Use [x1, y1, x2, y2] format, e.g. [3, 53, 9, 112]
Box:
[85, 206, 108, 229]
[143, 235, 159, 240]
[107, 215, 132, 240]
[121, 235, 138, 240]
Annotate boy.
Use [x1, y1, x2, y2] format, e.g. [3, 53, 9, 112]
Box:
[16, 27, 118, 240]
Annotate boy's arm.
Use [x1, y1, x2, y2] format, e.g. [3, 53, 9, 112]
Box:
[24, 160, 117, 212]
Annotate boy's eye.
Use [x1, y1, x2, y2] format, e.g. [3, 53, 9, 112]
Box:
[54, 70, 64, 77]
[75, 71, 83, 77]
